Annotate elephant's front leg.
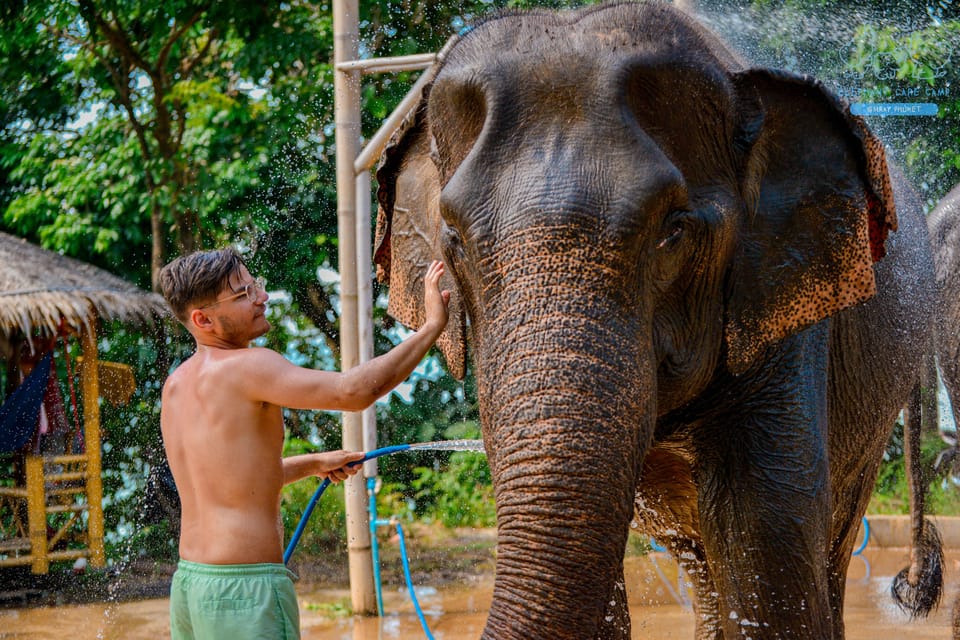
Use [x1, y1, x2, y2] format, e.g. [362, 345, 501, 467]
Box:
[696, 424, 833, 636]
[694, 336, 834, 637]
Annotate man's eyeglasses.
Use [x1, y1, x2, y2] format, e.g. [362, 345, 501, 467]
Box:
[199, 276, 266, 309]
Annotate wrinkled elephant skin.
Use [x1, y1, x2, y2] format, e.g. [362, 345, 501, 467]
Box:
[374, 3, 936, 639]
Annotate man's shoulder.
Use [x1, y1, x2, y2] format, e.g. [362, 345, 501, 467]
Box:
[162, 355, 193, 390]
[193, 345, 282, 364]
[222, 346, 291, 380]
[233, 345, 284, 364]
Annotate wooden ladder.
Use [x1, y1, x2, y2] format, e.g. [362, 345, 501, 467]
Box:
[0, 453, 106, 573]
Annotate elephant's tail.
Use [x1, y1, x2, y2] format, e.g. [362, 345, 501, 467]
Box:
[891, 518, 944, 617]
[891, 372, 944, 618]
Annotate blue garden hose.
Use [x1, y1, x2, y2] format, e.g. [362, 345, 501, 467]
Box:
[367, 479, 437, 638]
[285, 441, 483, 564]
[395, 518, 435, 639]
[284, 444, 411, 565]
[368, 477, 385, 616]
[853, 516, 870, 556]
[284, 443, 443, 639]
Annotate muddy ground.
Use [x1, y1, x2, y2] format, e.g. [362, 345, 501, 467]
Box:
[0, 524, 497, 610]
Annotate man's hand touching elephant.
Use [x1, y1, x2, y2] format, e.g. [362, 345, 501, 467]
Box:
[423, 260, 451, 335]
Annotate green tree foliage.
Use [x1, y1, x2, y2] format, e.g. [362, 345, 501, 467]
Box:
[1, 1, 341, 298]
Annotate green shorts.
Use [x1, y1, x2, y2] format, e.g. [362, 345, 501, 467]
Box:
[170, 560, 300, 640]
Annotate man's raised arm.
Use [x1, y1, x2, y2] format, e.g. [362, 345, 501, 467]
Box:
[241, 260, 450, 411]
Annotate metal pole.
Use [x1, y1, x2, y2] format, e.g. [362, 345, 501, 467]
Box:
[356, 171, 378, 479]
[353, 68, 435, 174]
[336, 52, 436, 73]
[334, 0, 377, 614]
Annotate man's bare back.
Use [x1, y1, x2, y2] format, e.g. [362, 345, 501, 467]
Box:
[162, 347, 292, 563]
[159, 253, 449, 566]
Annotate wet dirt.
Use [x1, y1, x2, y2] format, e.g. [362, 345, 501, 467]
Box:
[3, 548, 958, 638]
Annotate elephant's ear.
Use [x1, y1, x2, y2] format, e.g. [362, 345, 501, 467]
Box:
[374, 86, 468, 380]
[724, 68, 896, 374]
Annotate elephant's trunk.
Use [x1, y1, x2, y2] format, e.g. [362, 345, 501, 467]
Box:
[473, 238, 655, 639]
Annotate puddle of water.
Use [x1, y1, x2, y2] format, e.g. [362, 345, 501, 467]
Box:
[0, 597, 171, 639]
[3, 549, 958, 638]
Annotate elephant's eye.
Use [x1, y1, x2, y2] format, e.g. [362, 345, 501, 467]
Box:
[656, 212, 690, 250]
[657, 224, 684, 249]
[652, 210, 699, 291]
[443, 223, 464, 248]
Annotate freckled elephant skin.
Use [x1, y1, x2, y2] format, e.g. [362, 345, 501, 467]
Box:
[373, 3, 935, 639]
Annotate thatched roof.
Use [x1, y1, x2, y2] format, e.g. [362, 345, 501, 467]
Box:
[0, 232, 168, 339]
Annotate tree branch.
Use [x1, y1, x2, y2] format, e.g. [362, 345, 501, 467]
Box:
[294, 283, 342, 363]
[157, 8, 206, 72]
[181, 26, 218, 78]
[88, 47, 155, 173]
[77, 0, 152, 73]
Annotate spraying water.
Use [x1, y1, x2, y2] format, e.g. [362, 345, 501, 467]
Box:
[408, 438, 485, 452]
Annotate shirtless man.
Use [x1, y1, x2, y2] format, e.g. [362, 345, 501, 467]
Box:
[158, 247, 449, 640]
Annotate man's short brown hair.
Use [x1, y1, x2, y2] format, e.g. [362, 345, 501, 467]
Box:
[159, 247, 244, 323]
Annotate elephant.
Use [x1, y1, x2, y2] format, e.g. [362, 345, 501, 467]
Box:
[927, 182, 960, 637]
[372, 2, 940, 638]
[929, 183, 960, 463]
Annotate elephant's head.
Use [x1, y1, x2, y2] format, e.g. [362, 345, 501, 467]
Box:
[374, 3, 894, 638]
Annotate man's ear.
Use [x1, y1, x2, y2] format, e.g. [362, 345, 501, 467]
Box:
[188, 308, 214, 332]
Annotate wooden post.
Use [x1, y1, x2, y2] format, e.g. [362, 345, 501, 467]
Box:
[334, 0, 377, 614]
[25, 455, 47, 574]
[81, 318, 106, 568]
